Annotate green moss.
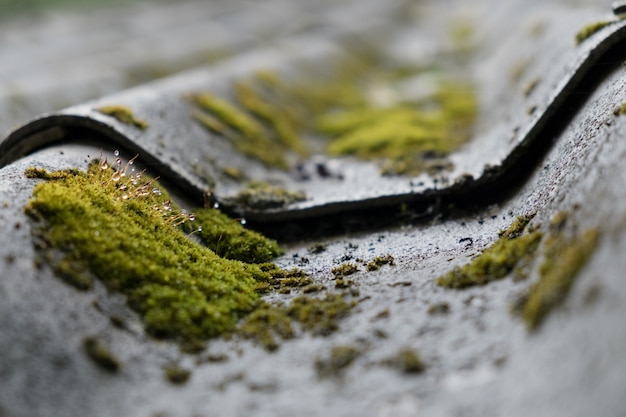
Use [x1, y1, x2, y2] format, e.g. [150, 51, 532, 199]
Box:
[24, 161, 282, 346]
[520, 228, 599, 330]
[95, 105, 148, 130]
[83, 337, 120, 373]
[437, 216, 543, 288]
[575, 20, 614, 44]
[385, 348, 425, 374]
[315, 345, 361, 377]
[238, 303, 295, 352]
[188, 93, 289, 169]
[163, 364, 191, 384]
[187, 208, 282, 263]
[227, 181, 306, 210]
[237, 292, 354, 351]
[613, 102, 626, 116]
[332, 262, 359, 278]
[366, 254, 395, 271]
[234, 82, 308, 157]
[287, 293, 354, 336]
[318, 82, 477, 176]
[498, 214, 535, 239]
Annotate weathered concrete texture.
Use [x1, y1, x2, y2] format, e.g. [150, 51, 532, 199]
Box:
[1, 1, 626, 417]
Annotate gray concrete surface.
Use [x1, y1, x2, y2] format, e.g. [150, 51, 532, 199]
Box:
[1, 1, 625, 417]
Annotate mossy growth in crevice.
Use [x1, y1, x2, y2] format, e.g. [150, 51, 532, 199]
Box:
[187, 52, 478, 177]
[187, 93, 290, 169]
[437, 215, 542, 288]
[24, 155, 355, 351]
[95, 105, 148, 130]
[225, 180, 306, 210]
[517, 213, 599, 331]
[575, 20, 615, 45]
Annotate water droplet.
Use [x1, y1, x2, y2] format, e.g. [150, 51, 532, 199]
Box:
[152, 188, 162, 195]
[240, 219, 247, 225]
[129, 160, 134, 165]
[213, 202, 220, 209]
[114, 150, 120, 156]
[197, 227, 203, 232]
[119, 184, 127, 190]
[188, 214, 195, 221]
[115, 158, 122, 166]
[100, 159, 109, 170]
[122, 193, 129, 200]
[94, 231, 100, 237]
[162, 200, 171, 211]
[111, 171, 122, 182]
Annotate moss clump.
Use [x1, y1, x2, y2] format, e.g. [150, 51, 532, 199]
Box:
[385, 348, 425, 374]
[613, 102, 626, 116]
[437, 216, 543, 288]
[227, 181, 306, 210]
[187, 208, 282, 263]
[95, 105, 148, 130]
[83, 337, 120, 373]
[520, 228, 599, 330]
[315, 345, 361, 377]
[366, 254, 396, 271]
[238, 292, 354, 351]
[317, 82, 477, 176]
[24, 158, 282, 346]
[163, 364, 191, 384]
[234, 82, 309, 157]
[238, 303, 295, 352]
[331, 262, 359, 278]
[188, 93, 289, 169]
[575, 20, 614, 45]
[286, 293, 354, 336]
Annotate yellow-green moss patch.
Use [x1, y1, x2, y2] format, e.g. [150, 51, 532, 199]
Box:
[366, 254, 395, 271]
[575, 20, 614, 45]
[83, 337, 120, 373]
[437, 216, 543, 288]
[520, 228, 599, 330]
[95, 105, 148, 130]
[186, 207, 282, 263]
[24, 158, 281, 347]
[318, 82, 477, 176]
[332, 262, 359, 278]
[188, 93, 289, 169]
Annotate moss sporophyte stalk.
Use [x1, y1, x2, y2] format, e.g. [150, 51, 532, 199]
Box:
[188, 58, 478, 177]
[24, 152, 354, 350]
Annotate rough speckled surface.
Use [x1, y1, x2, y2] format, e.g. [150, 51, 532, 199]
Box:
[1, 1, 626, 417]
